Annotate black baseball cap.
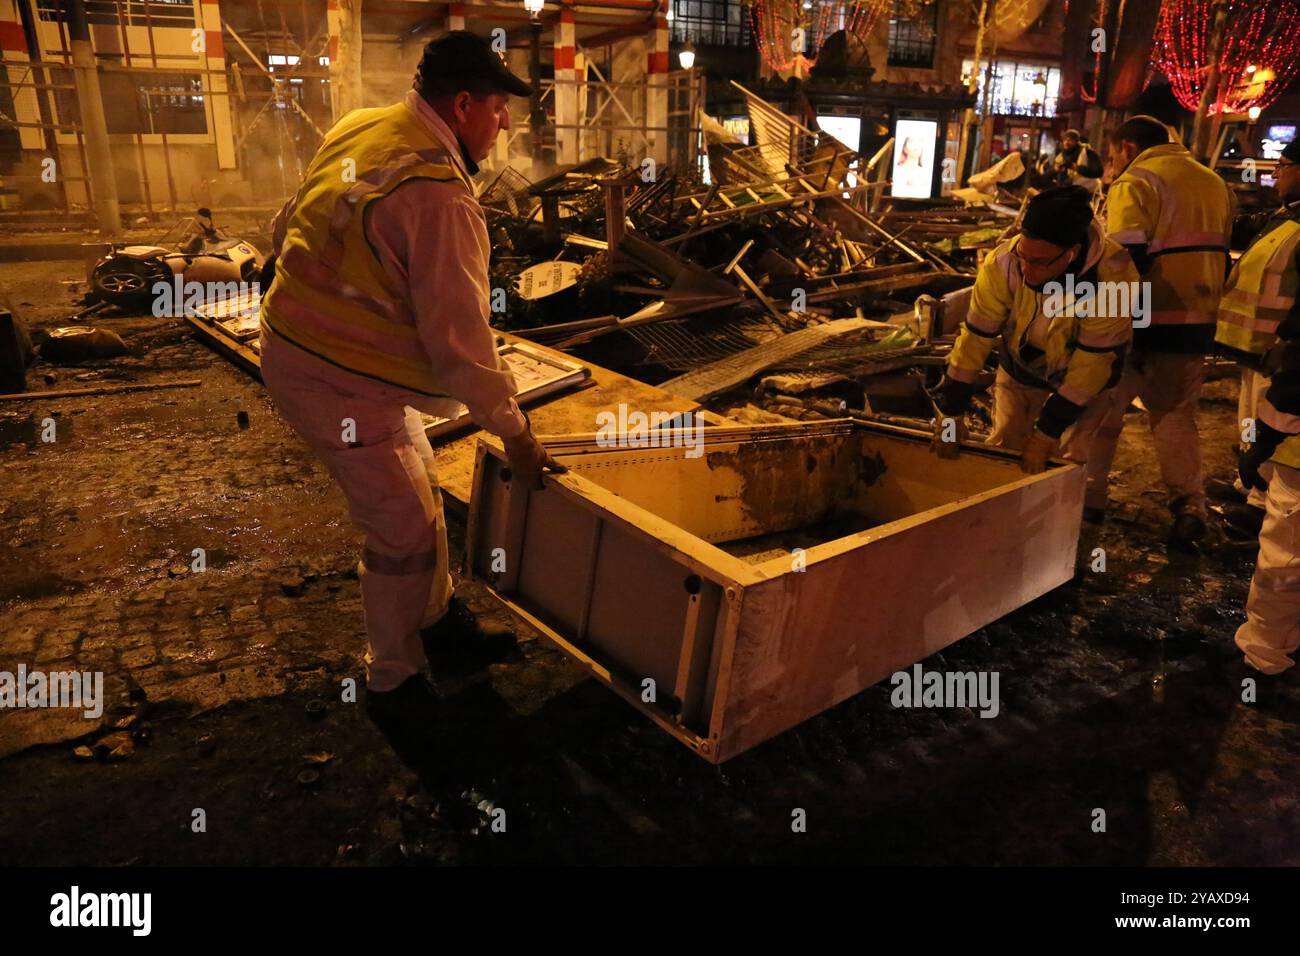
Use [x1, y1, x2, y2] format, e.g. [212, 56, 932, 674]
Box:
[415, 30, 533, 98]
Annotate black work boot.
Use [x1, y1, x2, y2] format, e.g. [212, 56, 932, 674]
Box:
[1169, 496, 1207, 551]
[422, 595, 518, 673]
[1221, 502, 1266, 536]
[365, 674, 441, 756]
[1206, 477, 1247, 504]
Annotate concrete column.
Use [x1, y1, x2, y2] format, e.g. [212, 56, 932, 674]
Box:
[553, 3, 578, 165]
[65, 0, 119, 236]
[328, 0, 364, 123]
[198, 0, 235, 169]
[447, 2, 465, 31]
[646, 4, 669, 166]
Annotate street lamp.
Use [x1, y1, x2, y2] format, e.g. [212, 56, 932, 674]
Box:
[678, 41, 696, 70]
[524, 0, 545, 163]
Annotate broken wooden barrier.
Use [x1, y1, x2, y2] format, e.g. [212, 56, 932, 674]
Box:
[467, 418, 1084, 762]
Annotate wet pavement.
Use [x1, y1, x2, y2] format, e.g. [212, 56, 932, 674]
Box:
[1, 259, 1298, 865]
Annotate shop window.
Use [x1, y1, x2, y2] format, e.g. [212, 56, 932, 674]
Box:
[887, 0, 938, 69]
[670, 0, 750, 47]
[962, 58, 1061, 117]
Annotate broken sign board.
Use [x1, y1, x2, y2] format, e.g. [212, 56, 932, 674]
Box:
[191, 285, 262, 344]
[418, 342, 590, 442]
[184, 287, 263, 377]
[467, 419, 1084, 763]
[514, 261, 581, 300]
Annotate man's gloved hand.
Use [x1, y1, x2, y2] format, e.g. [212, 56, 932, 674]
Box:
[1020, 429, 1058, 474]
[1240, 421, 1287, 492]
[503, 426, 567, 491]
[930, 413, 967, 459]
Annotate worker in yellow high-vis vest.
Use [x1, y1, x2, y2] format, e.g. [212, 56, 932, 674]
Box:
[1215, 140, 1300, 527]
[1088, 116, 1234, 549]
[1216, 139, 1300, 677]
[259, 33, 563, 739]
[932, 186, 1134, 475]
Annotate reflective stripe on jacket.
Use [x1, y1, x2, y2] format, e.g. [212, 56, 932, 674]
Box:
[1106, 143, 1233, 339]
[1216, 212, 1300, 363]
[1215, 206, 1300, 467]
[261, 101, 474, 397]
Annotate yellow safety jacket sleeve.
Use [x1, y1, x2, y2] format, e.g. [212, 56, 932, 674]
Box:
[936, 249, 1011, 414]
[1106, 178, 1156, 264]
[1038, 266, 1135, 437]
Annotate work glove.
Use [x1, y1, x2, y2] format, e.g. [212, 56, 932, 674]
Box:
[1239, 421, 1287, 492]
[930, 413, 967, 460]
[1020, 429, 1058, 475]
[503, 425, 567, 491]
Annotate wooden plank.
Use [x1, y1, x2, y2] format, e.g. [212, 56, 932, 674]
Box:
[0, 379, 202, 401]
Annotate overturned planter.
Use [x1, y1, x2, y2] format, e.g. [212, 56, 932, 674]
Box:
[467, 419, 1084, 763]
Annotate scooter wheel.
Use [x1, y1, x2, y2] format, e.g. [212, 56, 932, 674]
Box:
[91, 259, 171, 309]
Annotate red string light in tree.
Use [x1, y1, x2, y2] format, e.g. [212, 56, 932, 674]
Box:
[1153, 0, 1300, 115]
[750, 0, 891, 74]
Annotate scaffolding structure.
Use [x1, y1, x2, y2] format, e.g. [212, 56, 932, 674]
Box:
[0, 0, 704, 228]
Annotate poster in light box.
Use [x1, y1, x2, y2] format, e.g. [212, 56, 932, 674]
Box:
[891, 119, 938, 200]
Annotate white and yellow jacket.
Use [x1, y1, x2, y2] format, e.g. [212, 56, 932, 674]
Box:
[937, 221, 1136, 439]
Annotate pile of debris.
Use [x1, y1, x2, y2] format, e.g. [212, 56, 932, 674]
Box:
[477, 83, 1006, 428]
[165, 84, 1015, 436]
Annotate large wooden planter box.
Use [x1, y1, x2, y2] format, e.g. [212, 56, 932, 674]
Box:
[467, 419, 1084, 763]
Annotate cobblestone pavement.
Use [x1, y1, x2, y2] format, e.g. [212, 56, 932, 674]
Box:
[2, 259, 1298, 865]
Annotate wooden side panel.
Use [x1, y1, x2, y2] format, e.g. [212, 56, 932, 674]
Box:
[583, 519, 696, 703]
[516, 487, 603, 635]
[851, 430, 1026, 522]
[562, 432, 860, 544]
[714, 464, 1085, 762]
[469, 444, 728, 738]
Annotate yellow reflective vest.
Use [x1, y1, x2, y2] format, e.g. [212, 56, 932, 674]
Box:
[1106, 142, 1233, 351]
[946, 222, 1136, 410]
[1215, 206, 1300, 468]
[261, 101, 475, 397]
[1217, 209, 1300, 361]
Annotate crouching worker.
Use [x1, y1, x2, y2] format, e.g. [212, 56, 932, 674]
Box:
[931, 185, 1136, 482]
[1220, 141, 1300, 676]
[258, 32, 565, 742]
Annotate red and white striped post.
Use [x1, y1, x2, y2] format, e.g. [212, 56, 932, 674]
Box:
[553, 2, 578, 165]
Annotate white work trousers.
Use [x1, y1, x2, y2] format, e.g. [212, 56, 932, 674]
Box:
[1235, 367, 1269, 509]
[987, 367, 1111, 463]
[1236, 460, 1300, 675]
[261, 335, 452, 691]
[1084, 352, 1207, 515]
